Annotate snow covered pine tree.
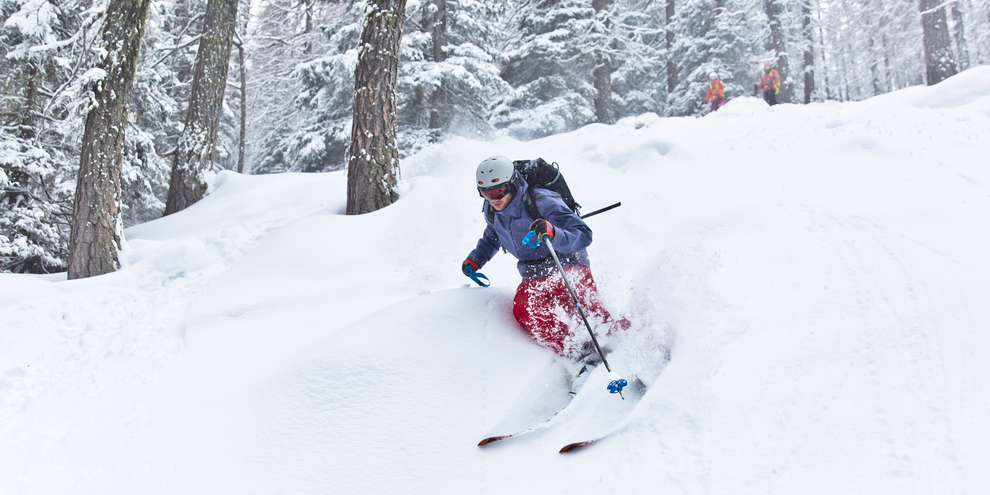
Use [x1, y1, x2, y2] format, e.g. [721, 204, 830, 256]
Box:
[68, 0, 153, 279]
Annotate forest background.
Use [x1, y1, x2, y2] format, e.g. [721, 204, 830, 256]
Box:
[1, 0, 987, 274]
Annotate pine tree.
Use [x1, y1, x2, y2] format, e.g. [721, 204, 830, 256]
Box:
[398, 0, 511, 152]
[801, 0, 815, 103]
[667, 0, 756, 115]
[607, 0, 666, 118]
[491, 0, 598, 138]
[68, 0, 153, 279]
[0, 0, 84, 272]
[919, 0, 957, 84]
[247, 0, 363, 174]
[164, 0, 239, 215]
[122, 0, 204, 227]
[949, 2, 971, 70]
[592, 0, 616, 124]
[346, 0, 407, 215]
[763, 0, 793, 102]
[665, 0, 678, 94]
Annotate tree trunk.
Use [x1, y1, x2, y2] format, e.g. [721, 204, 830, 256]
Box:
[68, 0, 152, 279]
[870, 35, 882, 96]
[665, 0, 677, 94]
[19, 61, 38, 140]
[802, 0, 815, 103]
[164, 0, 239, 215]
[816, 0, 831, 99]
[430, 0, 447, 64]
[237, 42, 247, 174]
[919, 0, 957, 85]
[765, 0, 792, 103]
[346, 0, 406, 215]
[593, 58, 615, 123]
[950, 3, 971, 71]
[4, 62, 38, 198]
[592, 0, 615, 124]
[428, 0, 449, 132]
[304, 0, 314, 53]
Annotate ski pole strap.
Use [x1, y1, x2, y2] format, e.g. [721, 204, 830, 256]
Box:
[521, 230, 540, 248]
[579, 202, 621, 219]
[464, 266, 491, 287]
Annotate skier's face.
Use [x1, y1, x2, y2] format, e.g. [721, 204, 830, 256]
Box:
[489, 192, 513, 211]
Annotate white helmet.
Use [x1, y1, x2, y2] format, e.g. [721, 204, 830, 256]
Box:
[709, 72, 718, 80]
[476, 156, 515, 189]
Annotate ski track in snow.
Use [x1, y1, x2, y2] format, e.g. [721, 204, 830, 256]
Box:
[2, 66, 990, 494]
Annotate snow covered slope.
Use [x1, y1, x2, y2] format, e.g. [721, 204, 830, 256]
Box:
[2, 66, 990, 494]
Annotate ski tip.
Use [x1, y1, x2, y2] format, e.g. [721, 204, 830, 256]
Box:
[559, 440, 595, 453]
[478, 436, 510, 447]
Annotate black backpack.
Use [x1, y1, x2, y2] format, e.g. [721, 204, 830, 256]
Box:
[486, 158, 581, 223]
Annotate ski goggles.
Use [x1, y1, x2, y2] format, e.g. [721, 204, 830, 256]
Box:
[478, 183, 511, 201]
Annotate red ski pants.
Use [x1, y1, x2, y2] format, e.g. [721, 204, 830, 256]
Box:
[512, 266, 612, 358]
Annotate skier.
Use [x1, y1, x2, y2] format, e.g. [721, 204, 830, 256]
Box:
[704, 72, 725, 112]
[462, 156, 627, 362]
[758, 61, 780, 106]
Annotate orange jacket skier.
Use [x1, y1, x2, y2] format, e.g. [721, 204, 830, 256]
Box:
[758, 62, 780, 106]
[705, 72, 725, 112]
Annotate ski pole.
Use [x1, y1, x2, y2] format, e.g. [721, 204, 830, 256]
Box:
[524, 232, 628, 397]
[579, 202, 621, 220]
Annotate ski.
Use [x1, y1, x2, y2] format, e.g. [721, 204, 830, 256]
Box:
[478, 405, 570, 446]
[480, 350, 667, 450]
[478, 360, 607, 447]
[559, 425, 627, 453]
[557, 420, 629, 453]
[478, 359, 578, 447]
[556, 376, 650, 454]
[559, 438, 600, 453]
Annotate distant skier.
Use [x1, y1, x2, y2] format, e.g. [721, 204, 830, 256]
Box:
[462, 156, 627, 362]
[705, 72, 725, 112]
[758, 61, 780, 106]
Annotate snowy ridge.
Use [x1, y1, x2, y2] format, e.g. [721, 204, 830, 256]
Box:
[2, 67, 990, 493]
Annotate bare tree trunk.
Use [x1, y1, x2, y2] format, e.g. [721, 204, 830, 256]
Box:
[428, 0, 449, 132]
[919, 0, 957, 85]
[843, 42, 852, 100]
[346, 0, 406, 215]
[950, 3, 971, 71]
[869, 0, 891, 92]
[304, 0, 314, 53]
[765, 0, 792, 103]
[68, 0, 151, 279]
[593, 58, 615, 123]
[592, 0, 615, 124]
[870, 35, 882, 95]
[19, 61, 38, 140]
[237, 42, 247, 174]
[430, 0, 447, 64]
[802, 0, 815, 103]
[665, 0, 677, 94]
[164, 0, 239, 215]
[816, 0, 831, 99]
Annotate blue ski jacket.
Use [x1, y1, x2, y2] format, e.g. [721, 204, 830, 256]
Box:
[468, 176, 592, 279]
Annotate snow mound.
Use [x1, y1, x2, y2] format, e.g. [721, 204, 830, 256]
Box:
[870, 65, 990, 109]
[3, 74, 990, 493]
